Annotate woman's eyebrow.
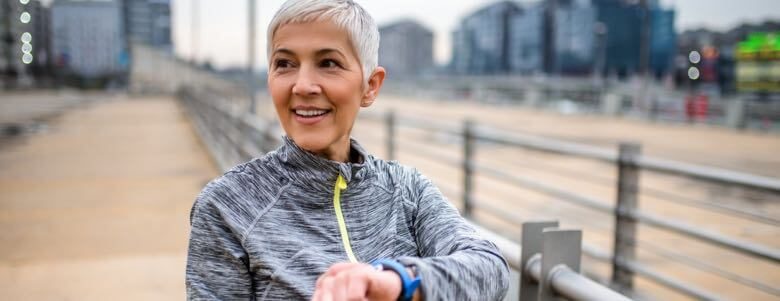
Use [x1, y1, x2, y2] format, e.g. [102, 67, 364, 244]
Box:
[315, 48, 346, 59]
[272, 48, 295, 57]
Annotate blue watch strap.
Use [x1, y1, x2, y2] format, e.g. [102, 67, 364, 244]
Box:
[371, 258, 421, 301]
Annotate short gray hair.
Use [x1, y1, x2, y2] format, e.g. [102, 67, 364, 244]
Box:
[267, 0, 380, 83]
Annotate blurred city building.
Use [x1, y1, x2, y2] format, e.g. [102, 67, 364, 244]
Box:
[508, 3, 545, 74]
[2, 0, 171, 89]
[1, 0, 49, 88]
[451, 1, 521, 75]
[589, 0, 642, 77]
[378, 19, 434, 79]
[735, 32, 780, 94]
[590, 0, 675, 78]
[50, 0, 128, 84]
[450, 0, 676, 78]
[553, 0, 597, 74]
[649, 7, 675, 77]
[123, 0, 172, 52]
[677, 21, 780, 95]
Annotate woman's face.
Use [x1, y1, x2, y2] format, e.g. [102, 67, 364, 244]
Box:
[268, 21, 384, 162]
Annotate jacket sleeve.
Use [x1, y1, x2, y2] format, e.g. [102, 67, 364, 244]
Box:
[186, 190, 254, 300]
[397, 171, 510, 301]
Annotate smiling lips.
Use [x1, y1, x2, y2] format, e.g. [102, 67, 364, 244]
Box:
[292, 107, 331, 125]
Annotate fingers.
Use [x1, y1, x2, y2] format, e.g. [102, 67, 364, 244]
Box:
[316, 262, 359, 291]
[313, 275, 339, 301]
[313, 263, 375, 301]
[344, 266, 372, 301]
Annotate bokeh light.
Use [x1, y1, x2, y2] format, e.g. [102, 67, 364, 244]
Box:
[688, 66, 700, 80]
[22, 53, 33, 64]
[20, 12, 31, 24]
[21, 32, 32, 44]
[688, 50, 701, 64]
[21, 43, 32, 54]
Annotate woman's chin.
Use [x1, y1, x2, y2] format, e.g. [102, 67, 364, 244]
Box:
[292, 135, 328, 153]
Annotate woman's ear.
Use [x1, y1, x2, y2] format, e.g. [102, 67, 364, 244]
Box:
[361, 66, 386, 107]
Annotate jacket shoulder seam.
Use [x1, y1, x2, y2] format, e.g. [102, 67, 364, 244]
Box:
[240, 181, 292, 245]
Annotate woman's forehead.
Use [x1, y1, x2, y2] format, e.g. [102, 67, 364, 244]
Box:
[271, 21, 354, 55]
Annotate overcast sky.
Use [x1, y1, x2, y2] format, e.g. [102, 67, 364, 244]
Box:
[170, 0, 780, 69]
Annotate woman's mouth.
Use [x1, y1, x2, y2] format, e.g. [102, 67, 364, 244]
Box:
[293, 108, 331, 125]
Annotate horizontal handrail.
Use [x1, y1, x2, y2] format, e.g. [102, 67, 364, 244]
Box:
[550, 266, 633, 301]
[360, 111, 780, 193]
[476, 163, 615, 214]
[365, 110, 780, 265]
[473, 125, 618, 163]
[478, 159, 780, 263]
[629, 209, 780, 263]
[468, 193, 775, 299]
[638, 156, 780, 193]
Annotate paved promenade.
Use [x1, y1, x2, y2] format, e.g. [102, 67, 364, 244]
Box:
[0, 93, 218, 300]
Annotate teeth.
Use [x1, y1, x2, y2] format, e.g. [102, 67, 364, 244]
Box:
[295, 109, 327, 117]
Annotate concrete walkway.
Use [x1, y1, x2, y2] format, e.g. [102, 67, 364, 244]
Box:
[0, 93, 218, 300]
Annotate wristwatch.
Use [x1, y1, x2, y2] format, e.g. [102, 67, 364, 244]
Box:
[371, 258, 421, 301]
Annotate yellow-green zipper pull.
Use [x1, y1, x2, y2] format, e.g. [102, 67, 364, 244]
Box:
[333, 174, 357, 263]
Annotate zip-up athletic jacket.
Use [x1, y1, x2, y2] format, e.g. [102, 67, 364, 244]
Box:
[186, 136, 509, 300]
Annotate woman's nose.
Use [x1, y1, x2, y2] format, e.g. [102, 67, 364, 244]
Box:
[292, 66, 322, 97]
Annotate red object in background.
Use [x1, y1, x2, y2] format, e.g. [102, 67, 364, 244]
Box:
[685, 94, 709, 122]
[700, 46, 719, 83]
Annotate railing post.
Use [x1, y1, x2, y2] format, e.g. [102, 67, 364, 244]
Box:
[540, 229, 582, 301]
[521, 221, 559, 301]
[385, 110, 396, 160]
[462, 119, 475, 218]
[612, 142, 641, 294]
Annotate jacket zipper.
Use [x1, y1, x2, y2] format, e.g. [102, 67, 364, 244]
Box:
[333, 174, 358, 263]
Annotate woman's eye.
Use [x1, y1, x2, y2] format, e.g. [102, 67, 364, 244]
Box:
[274, 59, 293, 69]
[320, 59, 341, 69]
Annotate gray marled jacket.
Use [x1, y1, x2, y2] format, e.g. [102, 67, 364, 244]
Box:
[186, 137, 509, 300]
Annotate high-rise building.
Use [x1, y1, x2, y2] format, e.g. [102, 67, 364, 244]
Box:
[1, 0, 49, 86]
[591, 0, 643, 77]
[27, 0, 51, 76]
[649, 8, 675, 77]
[589, 0, 675, 77]
[450, 0, 676, 77]
[553, 0, 597, 74]
[123, 0, 171, 51]
[378, 19, 434, 79]
[51, 0, 128, 77]
[508, 3, 545, 74]
[1, 0, 24, 84]
[451, 1, 521, 75]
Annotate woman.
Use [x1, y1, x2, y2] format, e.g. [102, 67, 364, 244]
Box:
[185, 1, 509, 300]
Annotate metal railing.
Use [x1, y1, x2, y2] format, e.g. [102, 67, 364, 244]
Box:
[177, 86, 636, 301]
[360, 108, 780, 300]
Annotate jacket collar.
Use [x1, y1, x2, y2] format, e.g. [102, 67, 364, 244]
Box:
[277, 136, 372, 185]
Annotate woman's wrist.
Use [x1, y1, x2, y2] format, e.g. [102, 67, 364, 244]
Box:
[372, 259, 421, 301]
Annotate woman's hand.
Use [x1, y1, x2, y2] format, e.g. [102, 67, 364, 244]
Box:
[312, 262, 402, 301]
